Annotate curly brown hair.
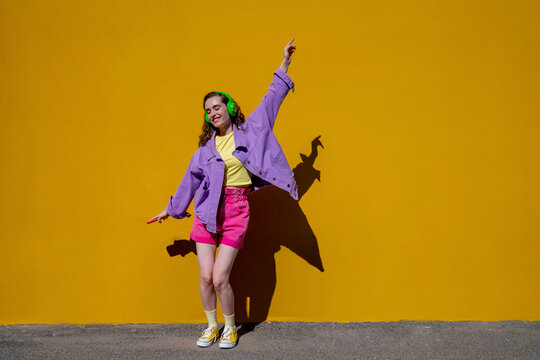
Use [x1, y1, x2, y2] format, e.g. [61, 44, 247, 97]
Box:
[198, 92, 246, 147]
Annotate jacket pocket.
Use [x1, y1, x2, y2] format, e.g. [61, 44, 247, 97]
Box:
[272, 151, 286, 164]
[271, 151, 293, 177]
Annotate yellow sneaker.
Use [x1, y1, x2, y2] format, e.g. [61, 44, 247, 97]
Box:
[196, 326, 218, 348]
[218, 327, 238, 349]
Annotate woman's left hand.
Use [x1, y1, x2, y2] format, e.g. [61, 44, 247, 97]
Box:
[283, 38, 296, 64]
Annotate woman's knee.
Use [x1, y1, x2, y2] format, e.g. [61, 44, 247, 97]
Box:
[200, 272, 213, 288]
[212, 273, 229, 292]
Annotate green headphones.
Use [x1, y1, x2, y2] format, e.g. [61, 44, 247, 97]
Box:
[205, 91, 237, 124]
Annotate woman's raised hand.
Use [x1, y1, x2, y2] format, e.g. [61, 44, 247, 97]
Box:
[280, 38, 296, 73]
[283, 38, 296, 65]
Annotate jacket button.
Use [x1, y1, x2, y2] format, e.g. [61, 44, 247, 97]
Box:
[259, 171, 262, 175]
[247, 161, 251, 164]
[273, 177, 276, 180]
[287, 184, 290, 187]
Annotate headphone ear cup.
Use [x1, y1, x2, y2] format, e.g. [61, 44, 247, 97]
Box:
[227, 102, 237, 117]
[205, 113, 210, 123]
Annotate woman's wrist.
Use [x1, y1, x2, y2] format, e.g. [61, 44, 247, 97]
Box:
[279, 58, 290, 73]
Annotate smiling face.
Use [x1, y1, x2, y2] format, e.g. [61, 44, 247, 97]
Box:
[204, 96, 232, 135]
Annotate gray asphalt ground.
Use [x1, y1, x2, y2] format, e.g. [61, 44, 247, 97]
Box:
[1, 321, 538, 360]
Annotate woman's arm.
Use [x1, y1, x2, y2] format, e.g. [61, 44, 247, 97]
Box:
[248, 38, 297, 130]
[165, 150, 204, 219]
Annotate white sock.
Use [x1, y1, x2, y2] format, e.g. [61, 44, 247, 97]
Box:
[223, 313, 236, 330]
[205, 309, 218, 329]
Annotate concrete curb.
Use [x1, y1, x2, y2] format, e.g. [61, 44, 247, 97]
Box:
[1, 321, 539, 359]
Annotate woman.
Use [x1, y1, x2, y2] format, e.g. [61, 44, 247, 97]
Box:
[149, 38, 298, 349]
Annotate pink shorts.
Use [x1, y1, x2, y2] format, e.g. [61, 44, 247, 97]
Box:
[190, 187, 250, 249]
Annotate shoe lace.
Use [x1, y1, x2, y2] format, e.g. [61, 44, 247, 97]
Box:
[201, 327, 216, 339]
[221, 328, 234, 341]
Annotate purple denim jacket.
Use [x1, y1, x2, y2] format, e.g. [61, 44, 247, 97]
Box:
[165, 68, 298, 233]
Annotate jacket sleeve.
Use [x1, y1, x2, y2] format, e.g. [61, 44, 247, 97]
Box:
[165, 150, 204, 219]
[248, 68, 295, 130]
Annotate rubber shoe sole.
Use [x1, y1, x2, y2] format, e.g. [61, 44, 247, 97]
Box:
[197, 338, 216, 348]
[219, 341, 237, 349]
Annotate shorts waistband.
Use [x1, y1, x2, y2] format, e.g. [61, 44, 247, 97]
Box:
[223, 187, 250, 196]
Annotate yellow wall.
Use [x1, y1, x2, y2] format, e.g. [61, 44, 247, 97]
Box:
[1, 0, 539, 324]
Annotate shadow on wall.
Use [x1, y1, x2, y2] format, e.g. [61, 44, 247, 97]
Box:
[166, 135, 325, 329]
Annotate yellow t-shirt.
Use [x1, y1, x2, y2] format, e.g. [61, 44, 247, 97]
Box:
[215, 131, 252, 187]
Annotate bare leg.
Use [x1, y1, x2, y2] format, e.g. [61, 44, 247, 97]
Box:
[213, 244, 239, 315]
[196, 242, 217, 311]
